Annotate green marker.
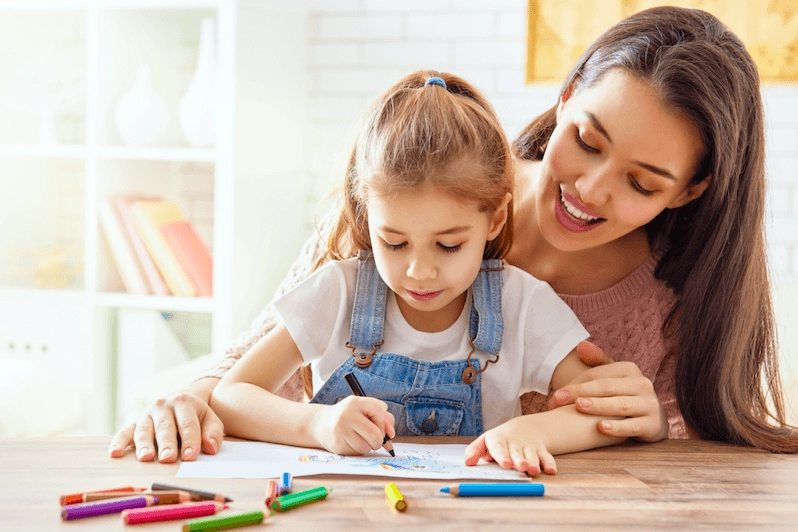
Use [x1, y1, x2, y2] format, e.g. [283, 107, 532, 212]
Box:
[182, 510, 265, 531]
[269, 486, 332, 512]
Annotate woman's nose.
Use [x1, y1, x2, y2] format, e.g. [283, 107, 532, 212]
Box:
[407, 253, 436, 280]
[574, 165, 611, 206]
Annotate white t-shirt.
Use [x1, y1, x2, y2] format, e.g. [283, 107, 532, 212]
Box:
[273, 257, 589, 430]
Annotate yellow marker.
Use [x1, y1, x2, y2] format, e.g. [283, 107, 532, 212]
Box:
[384, 482, 407, 512]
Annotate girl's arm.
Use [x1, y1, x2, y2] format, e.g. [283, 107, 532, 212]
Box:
[464, 348, 624, 475]
[210, 323, 395, 455]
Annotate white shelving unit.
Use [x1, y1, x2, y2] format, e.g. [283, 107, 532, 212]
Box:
[0, 0, 309, 435]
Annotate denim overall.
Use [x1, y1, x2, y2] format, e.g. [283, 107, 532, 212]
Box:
[309, 251, 504, 436]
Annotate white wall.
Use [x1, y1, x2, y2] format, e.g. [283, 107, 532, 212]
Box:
[301, 0, 798, 417]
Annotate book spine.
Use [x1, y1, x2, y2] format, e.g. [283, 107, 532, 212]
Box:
[115, 198, 171, 296]
[97, 198, 150, 295]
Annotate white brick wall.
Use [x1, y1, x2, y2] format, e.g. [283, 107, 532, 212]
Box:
[305, 0, 798, 283]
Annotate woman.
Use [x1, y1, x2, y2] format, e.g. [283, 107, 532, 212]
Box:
[110, 6, 797, 463]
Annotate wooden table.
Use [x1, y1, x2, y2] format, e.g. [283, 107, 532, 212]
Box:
[1, 437, 797, 531]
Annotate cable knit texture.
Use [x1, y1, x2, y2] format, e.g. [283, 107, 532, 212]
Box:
[197, 226, 690, 440]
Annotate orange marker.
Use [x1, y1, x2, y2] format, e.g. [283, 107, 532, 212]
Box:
[82, 490, 190, 504]
[122, 501, 227, 525]
[264, 479, 279, 508]
[60, 487, 146, 506]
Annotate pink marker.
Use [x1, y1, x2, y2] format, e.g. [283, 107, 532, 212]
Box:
[121, 501, 227, 525]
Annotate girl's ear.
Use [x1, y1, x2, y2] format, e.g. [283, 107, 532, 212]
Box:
[487, 192, 513, 240]
[667, 176, 711, 209]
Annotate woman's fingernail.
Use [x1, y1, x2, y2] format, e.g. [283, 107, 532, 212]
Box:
[182, 447, 194, 459]
[208, 438, 217, 453]
[138, 447, 150, 458]
[600, 421, 613, 431]
[159, 448, 172, 460]
[577, 398, 592, 408]
[556, 390, 570, 402]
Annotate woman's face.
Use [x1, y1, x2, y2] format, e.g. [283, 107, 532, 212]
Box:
[535, 68, 709, 252]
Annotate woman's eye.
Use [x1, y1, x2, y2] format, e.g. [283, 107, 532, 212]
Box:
[630, 177, 655, 197]
[575, 130, 600, 154]
[438, 243, 462, 254]
[383, 241, 407, 251]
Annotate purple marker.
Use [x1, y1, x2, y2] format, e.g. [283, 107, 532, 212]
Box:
[61, 495, 158, 520]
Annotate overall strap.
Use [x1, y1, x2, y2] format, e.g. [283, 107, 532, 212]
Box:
[467, 259, 504, 356]
[347, 250, 387, 366]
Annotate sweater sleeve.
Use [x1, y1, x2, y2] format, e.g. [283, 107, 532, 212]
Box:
[193, 216, 331, 401]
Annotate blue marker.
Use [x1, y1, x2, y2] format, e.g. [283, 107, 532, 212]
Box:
[439, 483, 544, 497]
[278, 472, 293, 496]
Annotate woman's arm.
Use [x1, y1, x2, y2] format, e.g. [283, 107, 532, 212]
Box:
[211, 323, 395, 455]
[464, 347, 625, 475]
[108, 377, 224, 462]
[109, 220, 330, 461]
[548, 341, 669, 442]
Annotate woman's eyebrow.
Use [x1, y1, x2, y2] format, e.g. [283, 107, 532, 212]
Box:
[586, 112, 612, 143]
[586, 111, 676, 181]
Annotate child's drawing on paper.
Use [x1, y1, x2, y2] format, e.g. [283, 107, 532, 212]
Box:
[176, 441, 528, 481]
[298, 450, 446, 473]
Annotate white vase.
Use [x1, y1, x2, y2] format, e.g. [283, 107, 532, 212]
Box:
[113, 64, 169, 146]
[178, 17, 216, 148]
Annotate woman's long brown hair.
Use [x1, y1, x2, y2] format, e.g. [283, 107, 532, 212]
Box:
[515, 6, 797, 452]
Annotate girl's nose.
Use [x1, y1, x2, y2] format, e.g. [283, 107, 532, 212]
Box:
[407, 253, 436, 281]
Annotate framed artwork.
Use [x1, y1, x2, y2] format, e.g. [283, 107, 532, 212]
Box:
[527, 0, 798, 83]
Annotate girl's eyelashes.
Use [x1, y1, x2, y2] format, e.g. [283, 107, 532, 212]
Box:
[438, 243, 462, 254]
[574, 129, 599, 154]
[383, 241, 407, 251]
[381, 239, 461, 253]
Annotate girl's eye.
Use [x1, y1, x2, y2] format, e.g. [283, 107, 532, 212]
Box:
[438, 243, 461, 254]
[383, 241, 407, 251]
[629, 176, 655, 197]
[575, 130, 600, 154]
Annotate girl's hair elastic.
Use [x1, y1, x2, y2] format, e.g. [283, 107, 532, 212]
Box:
[424, 77, 447, 89]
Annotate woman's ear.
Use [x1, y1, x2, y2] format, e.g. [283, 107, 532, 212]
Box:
[487, 192, 513, 240]
[667, 176, 711, 209]
[556, 84, 574, 121]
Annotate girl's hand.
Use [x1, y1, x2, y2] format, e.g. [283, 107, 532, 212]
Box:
[464, 417, 557, 476]
[108, 381, 224, 463]
[310, 396, 396, 455]
[548, 341, 668, 443]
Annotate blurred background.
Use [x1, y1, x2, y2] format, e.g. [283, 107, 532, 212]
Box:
[0, 0, 795, 438]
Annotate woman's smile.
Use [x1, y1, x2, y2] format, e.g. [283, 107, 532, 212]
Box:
[555, 184, 606, 233]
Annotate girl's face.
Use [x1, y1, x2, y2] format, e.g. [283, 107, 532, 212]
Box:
[535, 68, 709, 252]
[367, 183, 510, 332]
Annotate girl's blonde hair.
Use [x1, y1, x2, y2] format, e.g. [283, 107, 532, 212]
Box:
[315, 70, 513, 271]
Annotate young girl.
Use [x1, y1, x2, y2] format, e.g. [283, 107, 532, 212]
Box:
[210, 71, 623, 475]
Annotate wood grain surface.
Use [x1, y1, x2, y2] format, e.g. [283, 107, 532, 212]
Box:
[1, 437, 796, 531]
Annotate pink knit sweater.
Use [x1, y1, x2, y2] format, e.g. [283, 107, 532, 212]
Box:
[197, 230, 688, 439]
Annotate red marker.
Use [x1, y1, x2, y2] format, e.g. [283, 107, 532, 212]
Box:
[122, 501, 227, 525]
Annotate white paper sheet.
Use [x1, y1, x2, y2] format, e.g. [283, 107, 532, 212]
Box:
[176, 441, 528, 480]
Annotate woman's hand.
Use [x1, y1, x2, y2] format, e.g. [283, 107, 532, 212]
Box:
[548, 341, 668, 443]
[108, 378, 224, 463]
[310, 396, 395, 456]
[464, 417, 557, 476]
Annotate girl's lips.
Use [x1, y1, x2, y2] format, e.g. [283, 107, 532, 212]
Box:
[406, 290, 442, 302]
[554, 193, 605, 233]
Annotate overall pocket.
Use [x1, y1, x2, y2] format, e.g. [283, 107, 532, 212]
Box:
[405, 397, 465, 436]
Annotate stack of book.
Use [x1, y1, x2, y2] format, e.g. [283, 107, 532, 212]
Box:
[98, 196, 213, 297]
